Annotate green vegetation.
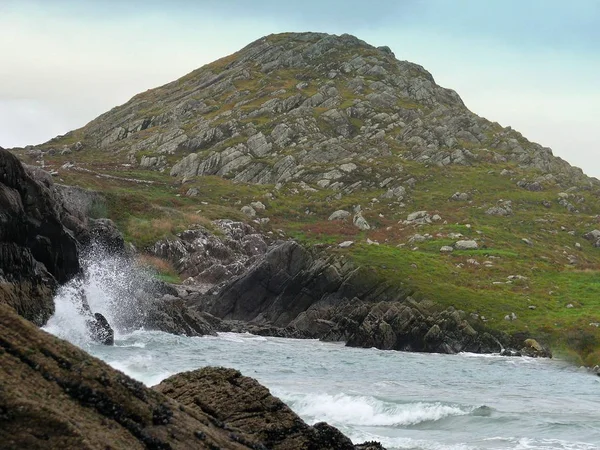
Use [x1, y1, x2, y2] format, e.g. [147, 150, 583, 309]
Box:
[24, 32, 600, 366]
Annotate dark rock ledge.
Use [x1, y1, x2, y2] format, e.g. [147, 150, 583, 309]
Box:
[0, 304, 384, 450]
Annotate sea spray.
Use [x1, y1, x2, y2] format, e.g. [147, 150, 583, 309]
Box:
[44, 246, 163, 344]
[281, 392, 471, 427]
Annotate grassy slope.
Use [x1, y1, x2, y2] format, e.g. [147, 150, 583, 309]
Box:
[26, 33, 600, 364]
[30, 146, 600, 366]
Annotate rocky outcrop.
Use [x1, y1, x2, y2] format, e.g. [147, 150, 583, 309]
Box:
[186, 238, 513, 354]
[0, 304, 383, 450]
[151, 220, 269, 291]
[32, 32, 595, 196]
[156, 367, 382, 450]
[0, 148, 80, 324]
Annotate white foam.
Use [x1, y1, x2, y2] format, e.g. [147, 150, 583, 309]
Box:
[283, 392, 470, 427]
[485, 436, 599, 450]
[346, 428, 476, 450]
[43, 247, 159, 346]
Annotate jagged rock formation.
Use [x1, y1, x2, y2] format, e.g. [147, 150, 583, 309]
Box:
[156, 368, 384, 450]
[0, 304, 384, 450]
[151, 220, 270, 290]
[176, 236, 512, 354]
[0, 148, 80, 324]
[37, 32, 594, 196]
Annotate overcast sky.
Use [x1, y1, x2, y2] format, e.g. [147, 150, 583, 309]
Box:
[1, 0, 599, 177]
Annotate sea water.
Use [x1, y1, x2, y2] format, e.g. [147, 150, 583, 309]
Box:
[43, 256, 600, 450]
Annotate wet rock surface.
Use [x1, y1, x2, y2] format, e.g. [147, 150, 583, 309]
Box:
[0, 304, 384, 450]
[156, 367, 382, 450]
[0, 148, 80, 324]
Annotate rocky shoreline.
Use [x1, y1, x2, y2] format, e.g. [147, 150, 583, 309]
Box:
[0, 146, 552, 448]
[149, 219, 552, 358]
[0, 146, 386, 448]
[0, 304, 383, 450]
[0, 144, 553, 358]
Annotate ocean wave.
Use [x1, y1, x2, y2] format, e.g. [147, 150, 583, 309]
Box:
[283, 392, 475, 427]
[214, 332, 269, 343]
[345, 429, 477, 450]
[484, 436, 599, 450]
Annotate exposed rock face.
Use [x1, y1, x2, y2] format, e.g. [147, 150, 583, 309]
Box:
[36, 32, 593, 199]
[156, 367, 379, 450]
[0, 148, 80, 324]
[151, 220, 268, 291]
[0, 304, 382, 449]
[187, 239, 512, 354]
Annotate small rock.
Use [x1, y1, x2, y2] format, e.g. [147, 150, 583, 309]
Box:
[339, 241, 354, 248]
[353, 213, 371, 231]
[566, 303, 574, 309]
[450, 192, 470, 201]
[507, 275, 528, 281]
[328, 210, 351, 221]
[407, 210, 428, 222]
[250, 201, 266, 211]
[408, 234, 428, 243]
[186, 188, 200, 197]
[440, 246, 454, 253]
[241, 206, 256, 217]
[522, 238, 533, 246]
[455, 240, 478, 250]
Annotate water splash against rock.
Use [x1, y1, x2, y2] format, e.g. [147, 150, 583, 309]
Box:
[43, 247, 159, 346]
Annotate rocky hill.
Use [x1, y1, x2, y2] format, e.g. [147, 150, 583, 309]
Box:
[38, 32, 592, 188]
[11, 32, 600, 365]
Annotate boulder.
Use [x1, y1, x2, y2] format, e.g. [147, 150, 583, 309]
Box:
[86, 312, 114, 345]
[156, 367, 362, 450]
[329, 210, 351, 221]
[520, 338, 552, 358]
[353, 212, 371, 230]
[241, 205, 256, 217]
[454, 240, 478, 250]
[450, 192, 470, 201]
[583, 230, 600, 241]
[0, 304, 382, 450]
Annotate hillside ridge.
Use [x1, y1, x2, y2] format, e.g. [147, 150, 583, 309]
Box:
[11, 31, 600, 365]
[37, 31, 592, 188]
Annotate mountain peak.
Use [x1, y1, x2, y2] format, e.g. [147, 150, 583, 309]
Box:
[38, 31, 591, 189]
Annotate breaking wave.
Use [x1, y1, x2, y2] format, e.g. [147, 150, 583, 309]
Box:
[282, 392, 477, 427]
[43, 247, 160, 345]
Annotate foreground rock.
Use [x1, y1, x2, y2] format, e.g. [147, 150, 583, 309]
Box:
[157, 368, 384, 450]
[0, 148, 80, 324]
[0, 304, 384, 450]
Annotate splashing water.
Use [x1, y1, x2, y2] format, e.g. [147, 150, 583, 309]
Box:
[42, 249, 600, 450]
[43, 247, 158, 345]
